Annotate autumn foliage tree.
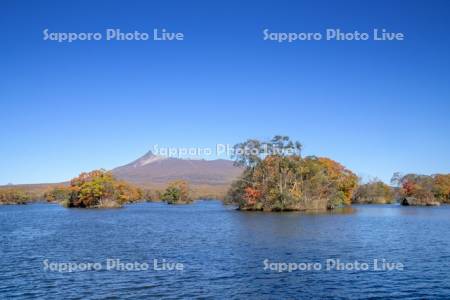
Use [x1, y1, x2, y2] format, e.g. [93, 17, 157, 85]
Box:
[226, 136, 358, 211]
[432, 174, 450, 203]
[243, 187, 261, 206]
[46, 169, 142, 208]
[391, 173, 450, 205]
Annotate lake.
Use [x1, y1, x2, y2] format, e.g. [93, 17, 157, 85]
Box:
[0, 201, 449, 299]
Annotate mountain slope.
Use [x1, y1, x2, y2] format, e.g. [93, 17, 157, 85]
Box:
[111, 151, 242, 188]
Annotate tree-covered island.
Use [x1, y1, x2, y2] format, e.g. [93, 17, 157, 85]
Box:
[45, 170, 142, 208]
[160, 180, 193, 204]
[391, 173, 450, 206]
[225, 136, 358, 211]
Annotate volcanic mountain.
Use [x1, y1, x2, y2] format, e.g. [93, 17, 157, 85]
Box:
[111, 151, 243, 191]
[0, 151, 243, 199]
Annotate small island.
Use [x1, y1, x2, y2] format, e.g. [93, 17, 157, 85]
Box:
[225, 136, 358, 211]
[160, 180, 193, 204]
[45, 170, 142, 208]
[391, 173, 450, 206]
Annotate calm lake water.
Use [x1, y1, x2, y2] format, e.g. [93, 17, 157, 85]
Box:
[0, 201, 449, 299]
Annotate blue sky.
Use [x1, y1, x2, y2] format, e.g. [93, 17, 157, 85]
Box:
[1, 0, 449, 184]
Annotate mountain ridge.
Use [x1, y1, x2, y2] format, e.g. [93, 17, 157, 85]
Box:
[111, 150, 243, 188]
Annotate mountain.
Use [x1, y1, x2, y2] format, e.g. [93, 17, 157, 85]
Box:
[1, 150, 243, 199]
[111, 151, 243, 190]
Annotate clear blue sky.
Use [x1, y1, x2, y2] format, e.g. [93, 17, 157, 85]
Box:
[1, 0, 449, 184]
